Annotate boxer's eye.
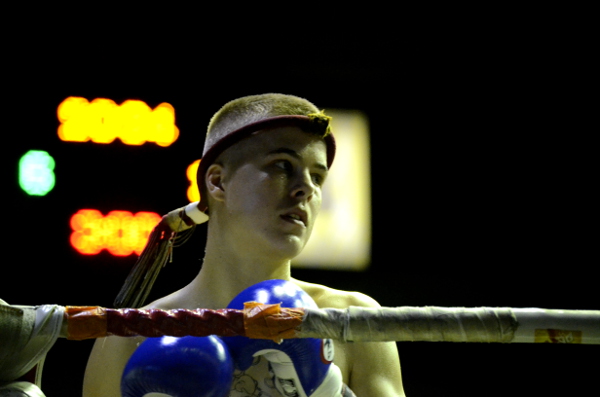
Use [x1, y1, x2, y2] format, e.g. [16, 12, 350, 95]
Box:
[311, 172, 325, 187]
[273, 160, 293, 174]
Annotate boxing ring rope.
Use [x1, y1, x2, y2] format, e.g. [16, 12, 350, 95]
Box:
[3, 302, 598, 389]
[60, 303, 599, 344]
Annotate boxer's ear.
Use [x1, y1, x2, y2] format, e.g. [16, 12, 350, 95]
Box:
[205, 164, 226, 202]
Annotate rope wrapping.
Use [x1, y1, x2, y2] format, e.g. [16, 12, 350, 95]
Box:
[65, 306, 245, 340]
[299, 307, 519, 343]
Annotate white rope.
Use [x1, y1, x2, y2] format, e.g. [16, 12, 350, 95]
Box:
[0, 305, 64, 383]
[300, 306, 600, 344]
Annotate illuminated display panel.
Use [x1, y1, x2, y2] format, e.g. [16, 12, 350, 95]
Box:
[19, 150, 56, 196]
[291, 110, 372, 271]
[70, 210, 161, 256]
[57, 97, 179, 146]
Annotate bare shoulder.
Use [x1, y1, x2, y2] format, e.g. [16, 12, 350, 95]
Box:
[83, 297, 176, 397]
[143, 293, 183, 310]
[142, 284, 201, 310]
[84, 335, 145, 397]
[292, 278, 406, 396]
[291, 278, 380, 309]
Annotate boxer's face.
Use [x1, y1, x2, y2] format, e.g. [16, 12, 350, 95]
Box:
[216, 126, 328, 261]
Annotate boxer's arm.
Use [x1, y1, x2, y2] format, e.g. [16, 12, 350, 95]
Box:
[83, 335, 144, 397]
[347, 340, 405, 396]
[334, 292, 406, 397]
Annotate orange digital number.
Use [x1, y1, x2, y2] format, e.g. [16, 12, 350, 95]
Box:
[70, 209, 161, 256]
[57, 97, 179, 146]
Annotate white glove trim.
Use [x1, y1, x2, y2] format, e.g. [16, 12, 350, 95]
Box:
[254, 348, 343, 397]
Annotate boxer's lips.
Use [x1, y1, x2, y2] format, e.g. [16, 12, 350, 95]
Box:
[280, 210, 307, 228]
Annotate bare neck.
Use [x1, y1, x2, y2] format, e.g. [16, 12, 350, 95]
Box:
[181, 225, 293, 309]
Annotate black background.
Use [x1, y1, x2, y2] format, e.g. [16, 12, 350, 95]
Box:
[3, 14, 597, 396]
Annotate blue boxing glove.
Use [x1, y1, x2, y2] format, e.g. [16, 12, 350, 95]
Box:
[121, 335, 233, 397]
[224, 279, 344, 397]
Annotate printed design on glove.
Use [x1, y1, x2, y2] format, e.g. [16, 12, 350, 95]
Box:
[320, 339, 334, 365]
[230, 356, 275, 397]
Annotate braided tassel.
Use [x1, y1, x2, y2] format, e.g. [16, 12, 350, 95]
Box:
[114, 203, 208, 308]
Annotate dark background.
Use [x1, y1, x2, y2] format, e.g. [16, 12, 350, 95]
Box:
[3, 16, 596, 396]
